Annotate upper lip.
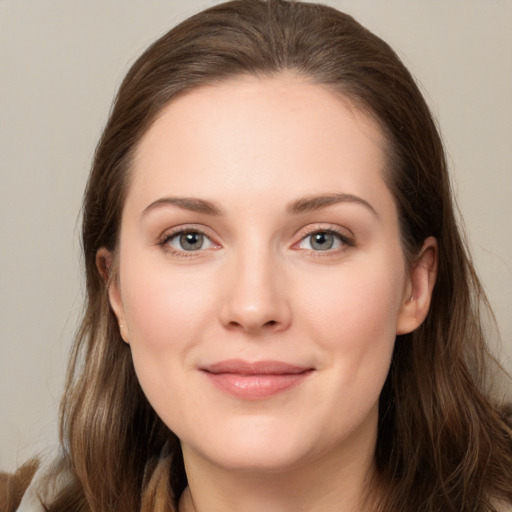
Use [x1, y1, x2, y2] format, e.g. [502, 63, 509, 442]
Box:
[201, 359, 312, 375]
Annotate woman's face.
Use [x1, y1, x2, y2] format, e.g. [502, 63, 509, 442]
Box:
[107, 74, 433, 474]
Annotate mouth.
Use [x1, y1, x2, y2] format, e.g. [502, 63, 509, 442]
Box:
[200, 359, 314, 400]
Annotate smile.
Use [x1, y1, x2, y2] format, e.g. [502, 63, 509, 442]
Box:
[200, 359, 314, 400]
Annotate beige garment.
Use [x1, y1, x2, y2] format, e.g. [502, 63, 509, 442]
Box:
[15, 466, 46, 512]
[15, 460, 67, 512]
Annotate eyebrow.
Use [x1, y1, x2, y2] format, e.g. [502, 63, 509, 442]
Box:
[285, 193, 378, 217]
[141, 192, 377, 218]
[142, 197, 223, 217]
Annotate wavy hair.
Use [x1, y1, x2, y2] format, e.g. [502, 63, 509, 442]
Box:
[41, 1, 512, 511]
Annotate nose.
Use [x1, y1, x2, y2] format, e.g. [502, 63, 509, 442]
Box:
[218, 248, 292, 335]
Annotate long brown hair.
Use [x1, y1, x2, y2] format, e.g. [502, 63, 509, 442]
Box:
[43, 1, 512, 511]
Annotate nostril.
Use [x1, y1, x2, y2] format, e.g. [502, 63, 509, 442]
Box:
[226, 319, 279, 331]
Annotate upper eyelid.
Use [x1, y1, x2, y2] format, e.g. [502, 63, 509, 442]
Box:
[158, 224, 215, 240]
[292, 223, 354, 241]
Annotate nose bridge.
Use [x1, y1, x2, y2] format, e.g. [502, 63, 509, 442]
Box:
[219, 236, 291, 333]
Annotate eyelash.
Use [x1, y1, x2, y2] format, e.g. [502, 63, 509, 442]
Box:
[157, 225, 355, 257]
[158, 226, 218, 257]
[293, 226, 355, 257]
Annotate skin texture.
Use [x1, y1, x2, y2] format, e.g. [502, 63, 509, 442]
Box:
[104, 74, 437, 512]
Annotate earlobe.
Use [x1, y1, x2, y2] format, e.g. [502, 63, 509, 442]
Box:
[96, 247, 129, 343]
[396, 236, 438, 335]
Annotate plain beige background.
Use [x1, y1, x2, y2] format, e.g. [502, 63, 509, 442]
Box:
[1, 0, 511, 472]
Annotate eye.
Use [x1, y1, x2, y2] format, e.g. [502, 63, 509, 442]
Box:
[163, 230, 215, 252]
[297, 230, 351, 251]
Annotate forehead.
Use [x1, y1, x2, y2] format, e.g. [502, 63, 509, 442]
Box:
[127, 73, 393, 216]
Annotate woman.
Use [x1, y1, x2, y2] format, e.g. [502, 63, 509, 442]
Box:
[5, 0, 512, 510]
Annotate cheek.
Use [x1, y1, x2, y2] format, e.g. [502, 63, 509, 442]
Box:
[121, 262, 216, 351]
[297, 260, 404, 439]
[118, 261, 219, 423]
[300, 256, 405, 380]
[117, 251, 220, 403]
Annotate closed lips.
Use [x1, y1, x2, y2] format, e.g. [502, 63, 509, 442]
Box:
[200, 360, 314, 400]
[201, 359, 313, 375]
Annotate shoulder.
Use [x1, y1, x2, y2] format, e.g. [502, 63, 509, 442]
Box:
[0, 460, 40, 512]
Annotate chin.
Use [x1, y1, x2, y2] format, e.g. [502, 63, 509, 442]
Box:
[198, 443, 312, 474]
[180, 415, 338, 474]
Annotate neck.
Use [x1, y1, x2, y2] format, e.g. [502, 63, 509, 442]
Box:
[179, 424, 379, 512]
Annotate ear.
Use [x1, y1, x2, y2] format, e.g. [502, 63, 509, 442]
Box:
[396, 236, 438, 335]
[96, 247, 129, 343]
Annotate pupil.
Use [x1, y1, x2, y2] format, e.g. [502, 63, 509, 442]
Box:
[312, 232, 333, 250]
[180, 232, 203, 250]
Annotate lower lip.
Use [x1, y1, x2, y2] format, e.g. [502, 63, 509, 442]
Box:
[203, 371, 312, 400]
